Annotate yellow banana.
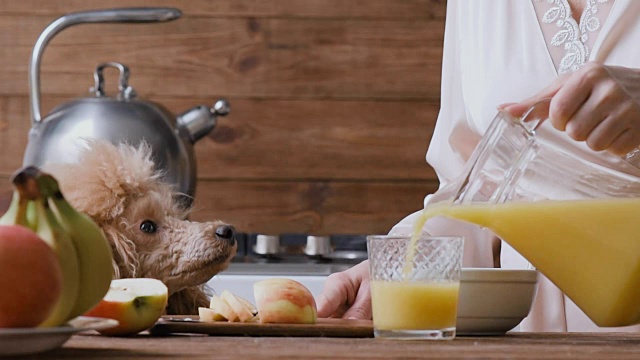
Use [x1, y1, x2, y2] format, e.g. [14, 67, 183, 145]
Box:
[0, 191, 28, 226]
[32, 200, 80, 327]
[42, 173, 115, 319]
[21, 172, 81, 327]
[0, 170, 31, 226]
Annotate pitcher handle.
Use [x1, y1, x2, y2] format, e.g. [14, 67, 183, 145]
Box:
[28, 8, 181, 125]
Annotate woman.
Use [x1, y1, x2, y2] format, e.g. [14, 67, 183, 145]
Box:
[317, 0, 640, 332]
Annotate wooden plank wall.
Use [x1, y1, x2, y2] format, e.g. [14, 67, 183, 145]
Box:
[0, 0, 446, 235]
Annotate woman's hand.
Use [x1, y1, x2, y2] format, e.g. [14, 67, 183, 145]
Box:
[316, 260, 372, 319]
[500, 62, 640, 156]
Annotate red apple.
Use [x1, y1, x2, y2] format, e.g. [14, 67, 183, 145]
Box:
[253, 278, 317, 324]
[0, 225, 62, 328]
[84, 278, 168, 336]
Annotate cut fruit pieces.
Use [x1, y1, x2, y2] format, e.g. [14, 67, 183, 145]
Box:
[220, 290, 258, 323]
[209, 294, 238, 322]
[198, 307, 225, 322]
[204, 284, 316, 324]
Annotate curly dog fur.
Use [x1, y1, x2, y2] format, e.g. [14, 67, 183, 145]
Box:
[46, 140, 237, 315]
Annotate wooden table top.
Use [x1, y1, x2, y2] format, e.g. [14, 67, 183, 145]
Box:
[16, 331, 640, 360]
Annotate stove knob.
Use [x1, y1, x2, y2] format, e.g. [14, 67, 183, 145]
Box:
[304, 235, 332, 257]
[253, 234, 280, 256]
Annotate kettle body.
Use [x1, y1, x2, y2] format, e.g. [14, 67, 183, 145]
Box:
[23, 96, 197, 198]
[23, 8, 230, 206]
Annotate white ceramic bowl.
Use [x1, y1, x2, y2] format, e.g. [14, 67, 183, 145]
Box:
[456, 268, 539, 335]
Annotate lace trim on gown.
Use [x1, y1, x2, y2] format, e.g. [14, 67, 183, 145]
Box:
[532, 0, 614, 74]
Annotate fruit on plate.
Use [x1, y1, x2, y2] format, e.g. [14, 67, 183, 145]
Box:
[84, 278, 168, 336]
[253, 278, 317, 324]
[0, 166, 114, 328]
[0, 224, 63, 328]
[220, 290, 258, 322]
[0, 168, 80, 328]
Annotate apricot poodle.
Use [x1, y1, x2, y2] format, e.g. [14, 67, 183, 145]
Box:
[46, 140, 237, 315]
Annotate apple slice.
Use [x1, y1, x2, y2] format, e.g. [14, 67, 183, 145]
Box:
[236, 294, 260, 322]
[198, 307, 225, 322]
[253, 278, 317, 324]
[84, 278, 168, 336]
[220, 290, 257, 323]
[209, 294, 239, 322]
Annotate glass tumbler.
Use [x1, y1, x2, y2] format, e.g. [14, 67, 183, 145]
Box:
[368, 234, 464, 340]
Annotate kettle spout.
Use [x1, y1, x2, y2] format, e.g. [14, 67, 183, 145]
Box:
[177, 99, 230, 143]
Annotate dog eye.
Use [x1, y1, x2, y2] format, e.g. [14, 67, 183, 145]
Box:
[140, 220, 157, 234]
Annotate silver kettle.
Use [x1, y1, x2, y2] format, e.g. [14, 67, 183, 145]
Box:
[22, 8, 230, 206]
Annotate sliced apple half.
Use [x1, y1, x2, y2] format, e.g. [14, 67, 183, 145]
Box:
[209, 294, 239, 322]
[84, 278, 168, 336]
[253, 278, 317, 324]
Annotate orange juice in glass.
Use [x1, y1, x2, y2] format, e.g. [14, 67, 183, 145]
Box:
[367, 234, 463, 340]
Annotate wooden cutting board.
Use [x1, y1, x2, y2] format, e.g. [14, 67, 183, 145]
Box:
[149, 316, 374, 338]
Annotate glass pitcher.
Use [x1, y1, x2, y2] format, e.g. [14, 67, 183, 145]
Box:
[422, 99, 640, 327]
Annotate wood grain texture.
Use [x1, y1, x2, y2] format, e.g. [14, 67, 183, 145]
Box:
[187, 179, 437, 234]
[0, 0, 446, 20]
[0, 16, 442, 99]
[39, 332, 640, 359]
[0, 0, 446, 235]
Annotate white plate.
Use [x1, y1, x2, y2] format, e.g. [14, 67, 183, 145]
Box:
[0, 316, 119, 356]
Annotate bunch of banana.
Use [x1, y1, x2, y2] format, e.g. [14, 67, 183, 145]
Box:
[0, 166, 114, 327]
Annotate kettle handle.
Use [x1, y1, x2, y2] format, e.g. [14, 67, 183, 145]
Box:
[29, 8, 182, 125]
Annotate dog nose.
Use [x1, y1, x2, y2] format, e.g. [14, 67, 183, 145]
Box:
[215, 225, 236, 245]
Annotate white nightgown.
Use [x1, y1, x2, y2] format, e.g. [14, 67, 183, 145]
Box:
[391, 0, 640, 332]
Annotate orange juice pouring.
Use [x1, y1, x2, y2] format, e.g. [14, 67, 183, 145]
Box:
[413, 197, 640, 327]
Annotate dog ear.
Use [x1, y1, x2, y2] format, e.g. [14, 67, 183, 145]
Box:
[101, 224, 140, 279]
